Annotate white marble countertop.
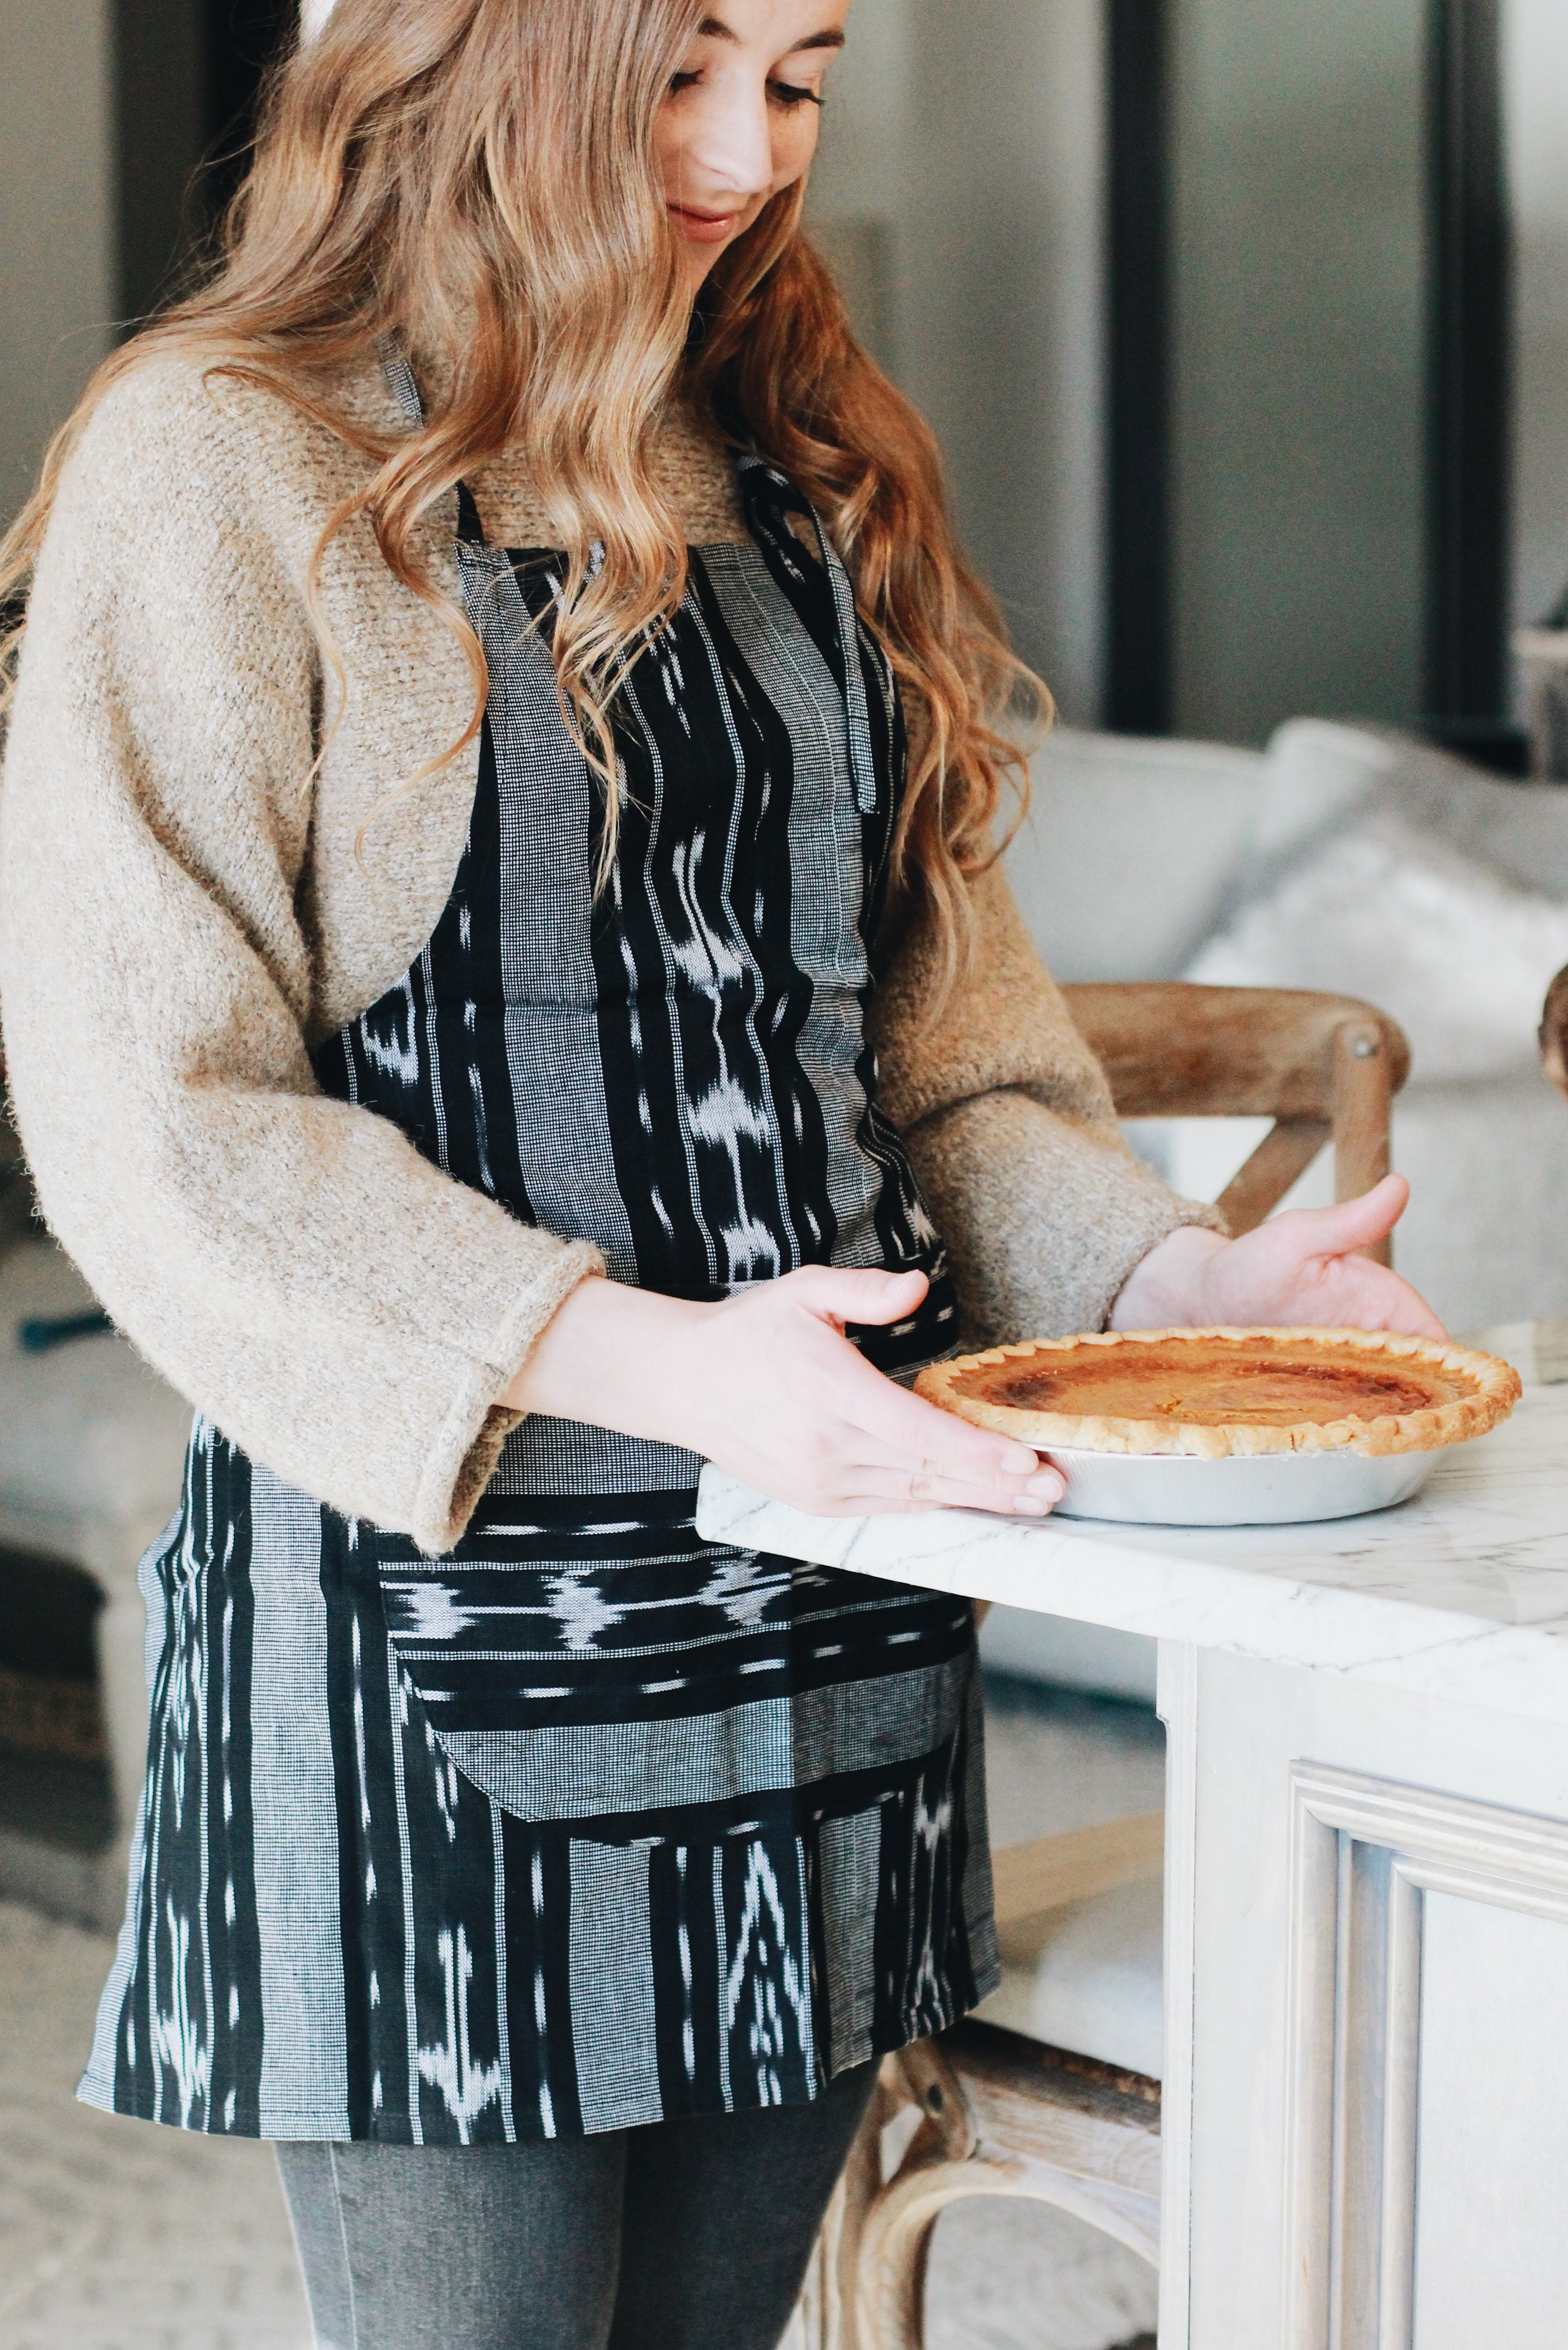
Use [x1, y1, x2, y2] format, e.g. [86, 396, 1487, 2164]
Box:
[695, 1345, 1568, 1726]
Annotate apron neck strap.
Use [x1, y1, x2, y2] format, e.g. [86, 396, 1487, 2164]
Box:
[377, 342, 487, 548]
[738, 459, 881, 817]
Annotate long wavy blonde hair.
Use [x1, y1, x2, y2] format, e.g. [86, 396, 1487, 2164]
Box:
[0, 0, 1045, 980]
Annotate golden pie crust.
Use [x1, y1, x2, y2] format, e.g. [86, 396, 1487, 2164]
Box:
[914, 1328, 1521, 1460]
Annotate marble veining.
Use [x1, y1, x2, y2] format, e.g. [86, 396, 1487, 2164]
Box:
[695, 1385, 1568, 1723]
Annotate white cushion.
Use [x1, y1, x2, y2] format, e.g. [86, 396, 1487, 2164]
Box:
[1186, 808, 1568, 1086]
[1008, 727, 1263, 981]
[0, 1242, 193, 1536]
[1247, 720, 1568, 900]
[976, 1877, 1164, 2081]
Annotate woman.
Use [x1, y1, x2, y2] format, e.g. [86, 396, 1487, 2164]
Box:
[0, 2, 1440, 2343]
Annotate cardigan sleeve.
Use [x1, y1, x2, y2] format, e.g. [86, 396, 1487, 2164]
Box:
[0, 368, 601, 1556]
[868, 861, 1224, 1344]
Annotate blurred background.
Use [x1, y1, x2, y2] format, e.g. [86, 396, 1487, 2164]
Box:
[2, 7, 1567, 2349]
[807, 0, 1568, 753]
[5, 0, 1566, 740]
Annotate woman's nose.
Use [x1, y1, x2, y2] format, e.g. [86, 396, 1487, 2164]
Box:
[681, 77, 777, 204]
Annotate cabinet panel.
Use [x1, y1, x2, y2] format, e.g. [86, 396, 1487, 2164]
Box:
[1180, 1651, 1568, 2350]
[1282, 1765, 1568, 2349]
[1412, 1895, 1568, 2348]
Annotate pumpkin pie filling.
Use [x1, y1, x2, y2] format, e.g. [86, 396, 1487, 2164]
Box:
[917, 1329, 1521, 1460]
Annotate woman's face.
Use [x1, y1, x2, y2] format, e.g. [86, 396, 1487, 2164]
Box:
[654, 1, 851, 293]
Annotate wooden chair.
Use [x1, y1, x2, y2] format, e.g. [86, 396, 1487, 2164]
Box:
[788, 981, 1411, 2350]
[1063, 981, 1410, 1262]
[795, 1906, 1163, 2350]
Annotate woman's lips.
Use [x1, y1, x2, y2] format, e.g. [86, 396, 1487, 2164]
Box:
[667, 203, 744, 245]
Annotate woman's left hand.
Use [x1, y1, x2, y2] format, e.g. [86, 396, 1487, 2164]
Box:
[1111, 1174, 1447, 1340]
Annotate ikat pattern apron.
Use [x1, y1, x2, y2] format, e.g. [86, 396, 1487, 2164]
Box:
[80, 397, 998, 2144]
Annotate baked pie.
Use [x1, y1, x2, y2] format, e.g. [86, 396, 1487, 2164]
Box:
[915, 1328, 1521, 1460]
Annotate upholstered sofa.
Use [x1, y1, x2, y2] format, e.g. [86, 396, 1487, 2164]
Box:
[1007, 718, 1568, 1338]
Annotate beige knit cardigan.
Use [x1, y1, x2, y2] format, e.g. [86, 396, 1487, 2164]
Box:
[0, 357, 1215, 1555]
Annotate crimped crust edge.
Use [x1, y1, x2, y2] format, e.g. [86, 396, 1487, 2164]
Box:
[913, 1327, 1522, 1459]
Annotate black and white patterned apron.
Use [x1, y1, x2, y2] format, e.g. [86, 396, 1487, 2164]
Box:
[81, 398, 998, 2146]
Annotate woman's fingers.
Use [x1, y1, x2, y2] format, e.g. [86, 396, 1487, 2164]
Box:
[832, 1348, 1042, 1482]
[832, 1365, 1064, 1511]
[1268, 1173, 1411, 1262]
[733, 1324, 1058, 1514]
[1200, 1175, 1446, 1339]
[781, 1262, 931, 1329]
[1256, 1176, 1447, 1337]
[848, 1460, 1067, 1516]
[848, 1413, 1059, 1492]
[693, 1267, 1072, 1519]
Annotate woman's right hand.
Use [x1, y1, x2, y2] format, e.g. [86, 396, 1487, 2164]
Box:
[503, 1267, 1066, 1520]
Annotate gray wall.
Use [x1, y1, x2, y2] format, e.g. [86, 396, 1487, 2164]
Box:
[808, 0, 1108, 725]
[0, 0, 116, 528]
[1168, 0, 1429, 744]
[1507, 0, 1568, 635]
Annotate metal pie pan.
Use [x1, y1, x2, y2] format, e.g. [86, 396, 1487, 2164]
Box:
[1044, 1444, 1444, 1527]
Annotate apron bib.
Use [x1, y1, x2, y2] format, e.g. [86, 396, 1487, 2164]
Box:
[87, 384, 996, 2148]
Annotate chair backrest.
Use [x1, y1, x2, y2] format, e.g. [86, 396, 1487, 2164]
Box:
[1063, 981, 1411, 1262]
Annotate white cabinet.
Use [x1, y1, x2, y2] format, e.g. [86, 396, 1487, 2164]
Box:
[700, 1370, 1568, 2350]
[1164, 1648, 1568, 2348]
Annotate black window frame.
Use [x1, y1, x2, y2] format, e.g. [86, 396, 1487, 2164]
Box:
[1104, 0, 1514, 740]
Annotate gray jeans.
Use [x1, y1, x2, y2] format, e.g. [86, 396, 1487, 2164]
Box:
[276, 2058, 878, 2350]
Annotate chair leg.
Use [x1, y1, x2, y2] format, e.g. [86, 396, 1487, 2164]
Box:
[855, 2146, 1023, 2350]
[790, 2062, 902, 2350]
[832, 2070, 895, 2348]
[822, 2031, 1160, 2350]
[856, 2150, 1163, 2350]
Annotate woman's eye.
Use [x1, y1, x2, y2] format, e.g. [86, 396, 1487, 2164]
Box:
[669, 70, 701, 95]
[768, 79, 824, 112]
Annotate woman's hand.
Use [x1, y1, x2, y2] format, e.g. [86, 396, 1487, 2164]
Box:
[504, 1266, 1066, 1519]
[1111, 1174, 1446, 1340]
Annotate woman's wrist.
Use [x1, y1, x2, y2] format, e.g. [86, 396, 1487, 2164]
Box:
[1109, 1223, 1229, 1332]
[501, 1275, 712, 1446]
